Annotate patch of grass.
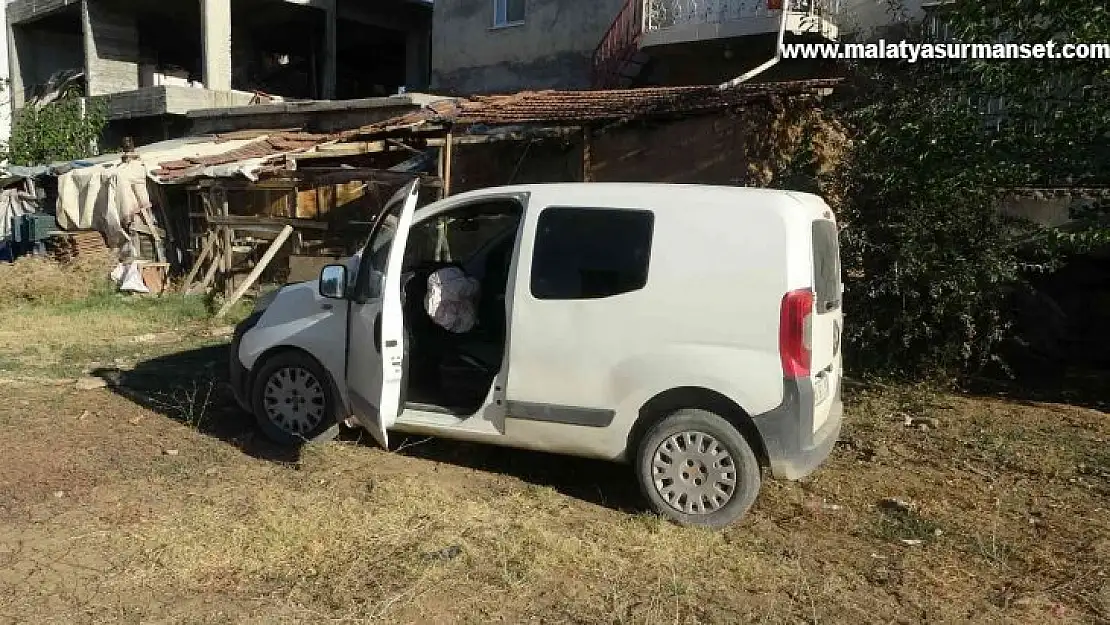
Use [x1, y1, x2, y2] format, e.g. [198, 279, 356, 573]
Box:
[52, 290, 213, 323]
[872, 505, 942, 544]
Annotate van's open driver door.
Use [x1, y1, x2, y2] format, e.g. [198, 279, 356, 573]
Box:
[346, 179, 421, 449]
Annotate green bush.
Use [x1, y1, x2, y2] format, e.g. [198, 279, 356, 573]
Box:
[811, 0, 1110, 380]
[7, 95, 106, 166]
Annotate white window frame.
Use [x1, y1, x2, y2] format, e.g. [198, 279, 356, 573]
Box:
[492, 0, 525, 28]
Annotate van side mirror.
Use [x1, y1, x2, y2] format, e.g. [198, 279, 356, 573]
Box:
[319, 264, 348, 300]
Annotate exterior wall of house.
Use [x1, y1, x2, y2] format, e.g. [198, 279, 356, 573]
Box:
[445, 109, 799, 193]
[82, 0, 141, 96]
[430, 0, 625, 94]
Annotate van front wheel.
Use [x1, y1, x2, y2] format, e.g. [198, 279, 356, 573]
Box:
[251, 351, 341, 446]
[636, 409, 762, 529]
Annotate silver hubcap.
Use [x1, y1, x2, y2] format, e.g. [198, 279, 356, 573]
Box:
[262, 366, 326, 436]
[652, 431, 737, 515]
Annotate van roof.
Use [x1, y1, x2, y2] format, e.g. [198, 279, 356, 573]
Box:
[440, 182, 826, 212]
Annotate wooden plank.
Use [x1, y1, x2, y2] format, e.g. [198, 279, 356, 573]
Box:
[221, 191, 233, 297]
[296, 188, 318, 219]
[193, 235, 223, 295]
[181, 232, 217, 292]
[205, 215, 329, 231]
[131, 223, 168, 238]
[317, 184, 335, 217]
[443, 129, 454, 197]
[336, 181, 366, 208]
[291, 141, 385, 159]
[216, 225, 295, 319]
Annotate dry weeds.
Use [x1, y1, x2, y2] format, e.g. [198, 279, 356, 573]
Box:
[0, 249, 118, 306]
[0, 301, 1106, 624]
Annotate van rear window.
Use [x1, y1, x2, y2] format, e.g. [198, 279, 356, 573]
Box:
[531, 207, 654, 300]
[812, 220, 841, 311]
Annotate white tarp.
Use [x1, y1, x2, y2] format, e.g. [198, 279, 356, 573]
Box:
[52, 135, 265, 246]
[56, 160, 150, 248]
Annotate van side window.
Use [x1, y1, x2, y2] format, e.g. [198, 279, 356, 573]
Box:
[812, 220, 841, 312]
[531, 207, 654, 300]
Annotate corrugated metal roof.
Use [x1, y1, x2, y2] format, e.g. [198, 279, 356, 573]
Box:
[352, 80, 840, 136]
[152, 132, 338, 181]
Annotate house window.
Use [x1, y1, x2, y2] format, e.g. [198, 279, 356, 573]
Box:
[493, 0, 526, 27]
[530, 207, 654, 300]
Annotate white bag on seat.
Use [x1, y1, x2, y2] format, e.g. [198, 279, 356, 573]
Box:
[425, 266, 481, 334]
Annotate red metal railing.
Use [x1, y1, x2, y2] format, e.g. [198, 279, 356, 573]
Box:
[591, 0, 645, 89]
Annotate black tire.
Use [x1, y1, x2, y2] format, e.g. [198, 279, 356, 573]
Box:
[251, 350, 341, 446]
[636, 409, 762, 529]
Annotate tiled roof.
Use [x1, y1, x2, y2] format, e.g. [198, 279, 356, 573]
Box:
[147, 80, 840, 182]
[353, 79, 840, 136]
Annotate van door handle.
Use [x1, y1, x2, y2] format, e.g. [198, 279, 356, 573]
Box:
[373, 313, 382, 353]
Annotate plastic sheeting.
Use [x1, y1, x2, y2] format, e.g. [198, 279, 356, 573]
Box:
[0, 179, 41, 242]
[425, 267, 481, 334]
[111, 261, 151, 294]
[56, 160, 151, 248]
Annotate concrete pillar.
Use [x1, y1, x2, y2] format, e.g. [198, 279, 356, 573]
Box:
[82, 0, 140, 96]
[0, 1, 11, 146]
[6, 23, 25, 111]
[201, 0, 232, 92]
[405, 28, 430, 91]
[321, 0, 337, 99]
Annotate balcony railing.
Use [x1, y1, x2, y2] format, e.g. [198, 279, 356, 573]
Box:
[592, 0, 839, 88]
[646, 0, 839, 36]
[592, 0, 645, 88]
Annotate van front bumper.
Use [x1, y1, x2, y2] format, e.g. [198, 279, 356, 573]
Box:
[228, 312, 262, 414]
[750, 377, 843, 480]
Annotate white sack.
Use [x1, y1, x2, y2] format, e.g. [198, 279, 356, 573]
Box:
[112, 261, 150, 294]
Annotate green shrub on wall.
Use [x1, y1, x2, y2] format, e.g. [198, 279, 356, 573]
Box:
[7, 96, 107, 166]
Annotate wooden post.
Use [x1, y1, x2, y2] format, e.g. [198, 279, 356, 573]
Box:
[220, 190, 233, 297]
[443, 128, 454, 197]
[582, 126, 593, 182]
[216, 225, 294, 319]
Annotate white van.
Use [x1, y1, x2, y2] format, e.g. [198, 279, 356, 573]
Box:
[230, 181, 844, 527]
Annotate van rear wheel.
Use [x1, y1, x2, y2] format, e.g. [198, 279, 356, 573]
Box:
[251, 351, 340, 446]
[636, 409, 761, 529]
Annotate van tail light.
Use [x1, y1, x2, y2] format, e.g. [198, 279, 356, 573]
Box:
[780, 288, 813, 379]
[767, 0, 783, 9]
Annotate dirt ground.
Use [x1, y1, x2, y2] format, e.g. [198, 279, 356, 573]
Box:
[0, 297, 1107, 624]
